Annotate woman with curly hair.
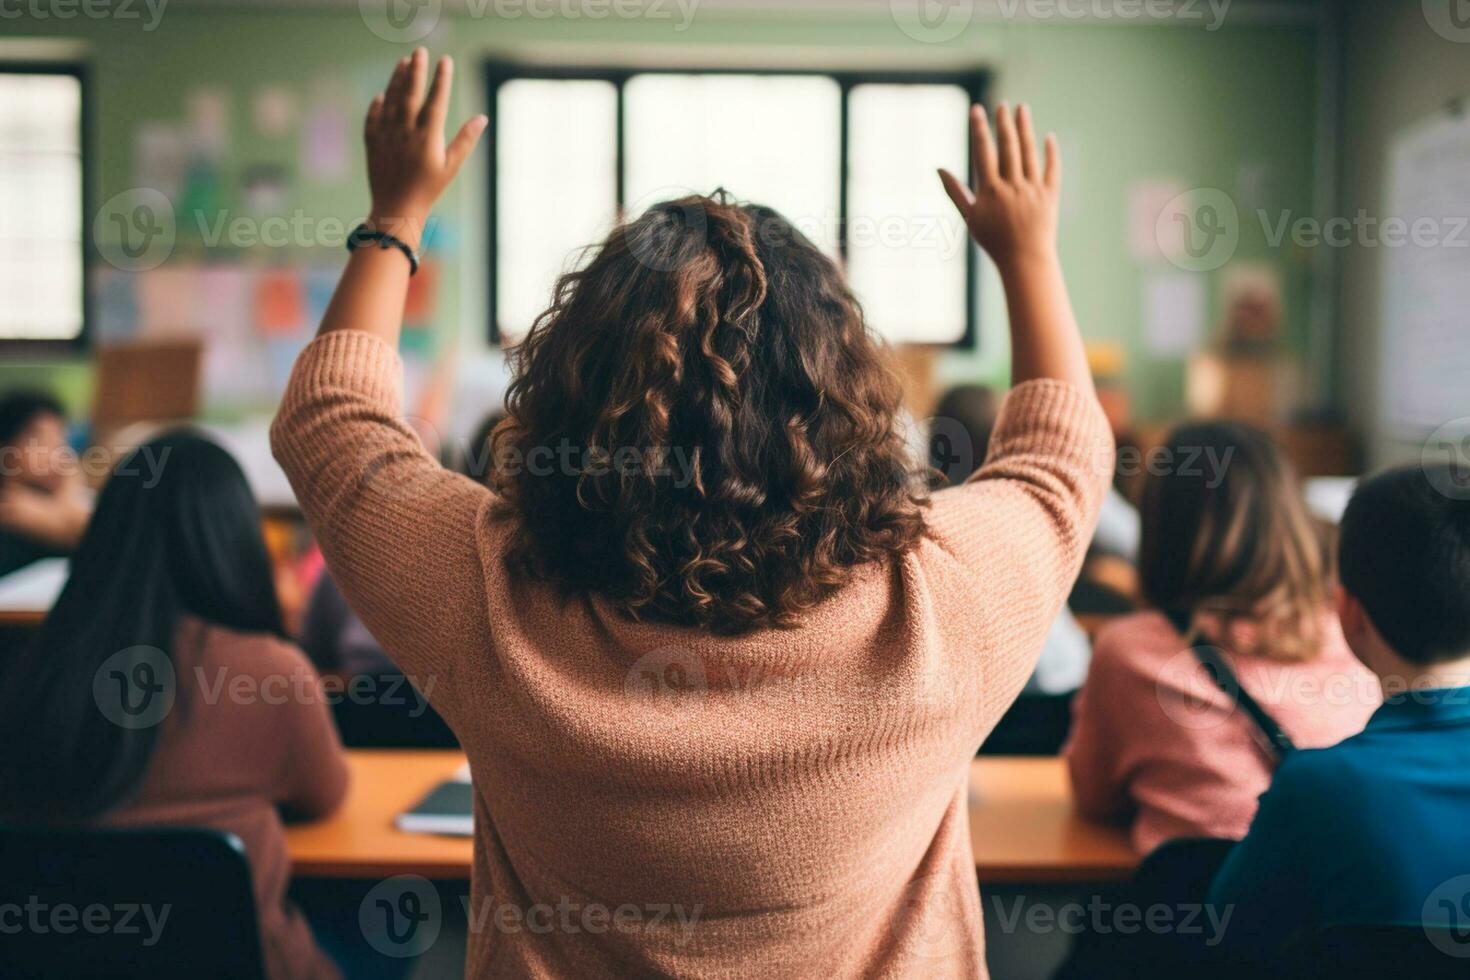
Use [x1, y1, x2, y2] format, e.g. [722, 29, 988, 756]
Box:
[273, 48, 1112, 979]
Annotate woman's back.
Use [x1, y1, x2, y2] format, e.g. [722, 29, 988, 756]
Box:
[273, 341, 1113, 977]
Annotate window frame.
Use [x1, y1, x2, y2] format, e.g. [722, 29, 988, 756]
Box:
[484, 63, 989, 349]
[0, 61, 91, 355]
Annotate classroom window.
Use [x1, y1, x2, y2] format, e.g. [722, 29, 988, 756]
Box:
[488, 68, 986, 348]
[0, 67, 86, 345]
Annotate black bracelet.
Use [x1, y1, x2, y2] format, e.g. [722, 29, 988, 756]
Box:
[346, 223, 420, 276]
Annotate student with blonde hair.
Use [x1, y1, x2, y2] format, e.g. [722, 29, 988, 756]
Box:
[1065, 421, 1377, 855]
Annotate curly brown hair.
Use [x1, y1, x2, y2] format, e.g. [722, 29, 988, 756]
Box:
[490, 193, 928, 634]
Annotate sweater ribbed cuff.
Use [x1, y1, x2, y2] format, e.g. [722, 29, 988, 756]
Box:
[983, 379, 1114, 476]
[286, 330, 404, 410]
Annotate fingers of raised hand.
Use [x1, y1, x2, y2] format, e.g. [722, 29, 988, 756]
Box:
[939, 168, 976, 216]
[383, 55, 413, 127]
[404, 47, 430, 122]
[994, 103, 1024, 182]
[1016, 104, 1040, 181]
[446, 114, 490, 175]
[418, 55, 454, 132]
[364, 93, 385, 143]
[971, 105, 999, 192]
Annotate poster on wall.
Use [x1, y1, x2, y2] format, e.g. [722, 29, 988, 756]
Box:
[1379, 110, 1470, 437]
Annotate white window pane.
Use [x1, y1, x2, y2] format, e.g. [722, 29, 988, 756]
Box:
[847, 84, 971, 345]
[0, 72, 83, 341]
[497, 79, 618, 344]
[0, 74, 80, 154]
[623, 74, 842, 254]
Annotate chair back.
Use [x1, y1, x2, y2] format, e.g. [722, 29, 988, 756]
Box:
[330, 671, 459, 748]
[1312, 923, 1470, 980]
[0, 825, 266, 980]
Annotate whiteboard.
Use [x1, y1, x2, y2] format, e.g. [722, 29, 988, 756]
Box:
[1379, 112, 1470, 436]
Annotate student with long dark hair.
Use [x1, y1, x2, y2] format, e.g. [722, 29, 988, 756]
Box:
[0, 430, 349, 980]
[1065, 422, 1377, 855]
[272, 50, 1112, 977]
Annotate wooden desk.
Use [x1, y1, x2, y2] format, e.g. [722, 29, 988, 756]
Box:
[0, 609, 44, 628]
[286, 751, 1137, 884]
[967, 757, 1136, 883]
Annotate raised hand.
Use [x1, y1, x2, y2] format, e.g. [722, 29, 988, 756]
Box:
[364, 47, 488, 248]
[939, 103, 1060, 274]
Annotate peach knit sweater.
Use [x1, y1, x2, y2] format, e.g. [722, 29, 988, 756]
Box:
[271, 331, 1113, 979]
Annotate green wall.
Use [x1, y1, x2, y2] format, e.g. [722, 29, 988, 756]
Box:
[0, 5, 1322, 422]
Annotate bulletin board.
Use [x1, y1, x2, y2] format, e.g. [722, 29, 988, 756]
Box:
[1378, 109, 1470, 436]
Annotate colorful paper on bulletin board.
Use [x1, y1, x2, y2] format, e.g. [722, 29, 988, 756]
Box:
[93, 267, 139, 341]
[399, 325, 436, 358]
[419, 217, 457, 254]
[1127, 179, 1188, 262]
[186, 87, 230, 160]
[177, 159, 225, 229]
[242, 165, 291, 217]
[199, 266, 267, 403]
[1143, 271, 1207, 358]
[266, 335, 314, 393]
[403, 258, 438, 326]
[205, 336, 272, 405]
[255, 268, 308, 336]
[252, 86, 297, 137]
[138, 266, 200, 337]
[198, 265, 254, 341]
[134, 122, 188, 199]
[302, 102, 351, 181]
[303, 265, 340, 328]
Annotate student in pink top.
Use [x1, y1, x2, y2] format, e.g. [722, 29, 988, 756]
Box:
[1065, 421, 1378, 855]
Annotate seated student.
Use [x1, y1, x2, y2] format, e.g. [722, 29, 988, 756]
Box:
[0, 431, 349, 980]
[1064, 422, 1377, 854]
[1208, 465, 1470, 950]
[0, 390, 91, 575]
[931, 383, 1135, 694]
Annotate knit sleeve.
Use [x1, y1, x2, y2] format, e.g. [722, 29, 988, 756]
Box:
[270, 330, 492, 723]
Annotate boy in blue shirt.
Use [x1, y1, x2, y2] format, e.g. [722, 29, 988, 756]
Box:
[1207, 464, 1470, 955]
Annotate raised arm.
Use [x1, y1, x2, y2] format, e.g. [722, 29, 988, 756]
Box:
[930, 105, 1113, 709]
[939, 103, 1093, 394]
[318, 48, 487, 348]
[270, 50, 491, 718]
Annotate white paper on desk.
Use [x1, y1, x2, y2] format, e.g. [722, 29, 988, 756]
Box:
[1143, 271, 1207, 357]
[0, 558, 68, 612]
